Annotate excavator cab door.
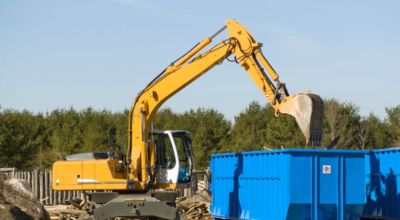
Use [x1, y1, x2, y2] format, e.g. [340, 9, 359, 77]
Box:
[173, 132, 193, 183]
[152, 130, 193, 185]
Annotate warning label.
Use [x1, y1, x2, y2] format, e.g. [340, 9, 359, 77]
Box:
[322, 165, 331, 174]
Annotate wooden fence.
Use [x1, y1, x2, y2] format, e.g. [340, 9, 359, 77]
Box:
[176, 170, 210, 198]
[0, 168, 83, 205]
[0, 168, 210, 206]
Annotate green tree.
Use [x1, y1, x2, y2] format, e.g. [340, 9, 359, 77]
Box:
[79, 108, 114, 152]
[263, 105, 305, 148]
[0, 109, 48, 169]
[359, 114, 392, 149]
[1, 101, 399, 171]
[113, 109, 129, 153]
[385, 105, 400, 146]
[323, 99, 361, 149]
[229, 102, 267, 151]
[229, 102, 304, 151]
[47, 108, 82, 157]
[153, 108, 179, 130]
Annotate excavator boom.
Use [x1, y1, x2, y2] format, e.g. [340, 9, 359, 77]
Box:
[130, 19, 324, 188]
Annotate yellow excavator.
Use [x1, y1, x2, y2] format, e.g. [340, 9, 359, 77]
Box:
[52, 19, 324, 219]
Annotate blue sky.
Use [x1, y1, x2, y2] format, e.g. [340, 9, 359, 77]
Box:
[1, 0, 399, 120]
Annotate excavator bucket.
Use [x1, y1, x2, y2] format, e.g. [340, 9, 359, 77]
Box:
[278, 93, 324, 146]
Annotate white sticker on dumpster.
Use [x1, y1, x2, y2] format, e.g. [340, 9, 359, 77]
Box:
[322, 165, 331, 174]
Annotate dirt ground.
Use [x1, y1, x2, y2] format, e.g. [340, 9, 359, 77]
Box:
[0, 173, 49, 220]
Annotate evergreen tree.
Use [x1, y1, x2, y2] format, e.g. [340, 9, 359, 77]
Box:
[385, 105, 400, 146]
[323, 99, 361, 149]
[0, 101, 399, 170]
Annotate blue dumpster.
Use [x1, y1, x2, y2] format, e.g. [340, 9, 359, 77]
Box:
[364, 148, 400, 219]
[210, 149, 366, 220]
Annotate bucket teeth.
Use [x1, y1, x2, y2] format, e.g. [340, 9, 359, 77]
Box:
[307, 94, 324, 146]
[309, 129, 323, 146]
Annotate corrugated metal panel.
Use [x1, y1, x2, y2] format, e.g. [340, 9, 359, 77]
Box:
[210, 149, 366, 220]
[364, 148, 400, 218]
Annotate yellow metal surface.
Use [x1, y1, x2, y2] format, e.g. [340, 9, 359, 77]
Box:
[52, 160, 82, 190]
[149, 142, 156, 176]
[171, 37, 211, 70]
[52, 159, 128, 190]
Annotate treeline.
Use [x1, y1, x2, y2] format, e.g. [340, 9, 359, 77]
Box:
[1, 99, 400, 170]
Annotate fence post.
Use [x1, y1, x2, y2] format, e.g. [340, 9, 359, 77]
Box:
[47, 170, 52, 205]
[39, 170, 43, 203]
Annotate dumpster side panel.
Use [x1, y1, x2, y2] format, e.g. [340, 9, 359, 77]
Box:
[287, 154, 313, 219]
[240, 152, 289, 220]
[318, 155, 339, 220]
[211, 149, 366, 220]
[210, 153, 238, 219]
[363, 148, 400, 218]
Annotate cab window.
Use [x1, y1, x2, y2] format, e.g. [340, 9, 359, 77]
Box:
[152, 133, 176, 169]
[163, 135, 176, 169]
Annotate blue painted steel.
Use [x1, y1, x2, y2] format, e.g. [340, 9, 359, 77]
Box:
[210, 149, 366, 220]
[364, 148, 400, 218]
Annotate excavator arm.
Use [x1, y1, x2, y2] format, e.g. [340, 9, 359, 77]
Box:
[128, 19, 324, 189]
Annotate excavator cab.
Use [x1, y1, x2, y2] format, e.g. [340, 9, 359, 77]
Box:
[151, 130, 193, 185]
